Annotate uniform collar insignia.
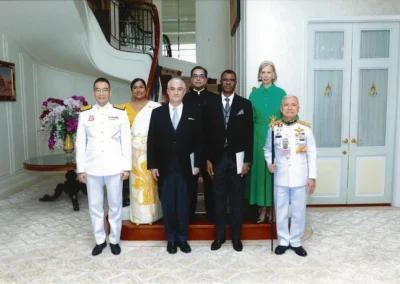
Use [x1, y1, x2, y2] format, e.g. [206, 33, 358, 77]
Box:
[282, 118, 297, 126]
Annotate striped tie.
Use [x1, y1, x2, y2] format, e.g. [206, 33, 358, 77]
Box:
[224, 98, 230, 129]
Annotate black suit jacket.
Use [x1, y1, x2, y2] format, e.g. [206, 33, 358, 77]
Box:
[147, 104, 202, 179]
[183, 88, 217, 109]
[183, 89, 217, 163]
[204, 93, 253, 165]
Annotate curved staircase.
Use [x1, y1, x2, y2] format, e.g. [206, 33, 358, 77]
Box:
[87, 0, 277, 241]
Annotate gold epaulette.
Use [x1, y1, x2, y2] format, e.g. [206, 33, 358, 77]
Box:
[269, 116, 280, 128]
[113, 104, 126, 111]
[298, 120, 311, 128]
[80, 105, 92, 112]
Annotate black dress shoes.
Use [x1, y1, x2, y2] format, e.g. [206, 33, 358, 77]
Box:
[232, 240, 243, 252]
[92, 241, 107, 256]
[274, 245, 289, 255]
[110, 243, 121, 255]
[167, 242, 177, 254]
[211, 239, 225, 251]
[177, 241, 191, 253]
[290, 246, 307, 257]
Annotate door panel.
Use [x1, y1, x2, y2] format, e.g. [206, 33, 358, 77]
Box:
[307, 22, 398, 204]
[307, 24, 352, 204]
[348, 22, 398, 204]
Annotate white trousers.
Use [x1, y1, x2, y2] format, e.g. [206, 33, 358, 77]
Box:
[274, 185, 307, 247]
[86, 174, 123, 245]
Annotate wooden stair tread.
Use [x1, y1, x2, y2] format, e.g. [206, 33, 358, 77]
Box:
[121, 217, 277, 241]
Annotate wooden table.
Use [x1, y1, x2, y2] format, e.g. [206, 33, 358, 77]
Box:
[23, 154, 86, 211]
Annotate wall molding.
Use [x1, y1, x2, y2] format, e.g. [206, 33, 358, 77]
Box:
[33, 63, 40, 157]
[19, 52, 29, 160]
[3, 34, 14, 175]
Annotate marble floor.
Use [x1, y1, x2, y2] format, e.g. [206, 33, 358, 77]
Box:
[1, 176, 399, 284]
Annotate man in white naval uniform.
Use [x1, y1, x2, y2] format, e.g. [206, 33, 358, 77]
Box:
[76, 77, 131, 256]
[264, 95, 317, 257]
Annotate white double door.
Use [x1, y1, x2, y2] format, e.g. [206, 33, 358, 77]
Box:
[307, 22, 399, 204]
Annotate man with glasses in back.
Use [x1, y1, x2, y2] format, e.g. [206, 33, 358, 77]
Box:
[75, 77, 131, 256]
[204, 70, 254, 252]
[183, 66, 217, 222]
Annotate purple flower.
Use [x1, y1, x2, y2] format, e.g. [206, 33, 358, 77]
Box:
[66, 118, 78, 133]
[40, 110, 50, 120]
[72, 95, 88, 106]
[43, 101, 48, 107]
[48, 132, 56, 150]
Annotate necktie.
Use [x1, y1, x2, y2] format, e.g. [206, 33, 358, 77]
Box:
[224, 98, 230, 128]
[172, 107, 178, 129]
[224, 98, 230, 114]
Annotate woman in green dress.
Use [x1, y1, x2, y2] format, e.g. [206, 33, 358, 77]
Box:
[246, 61, 286, 223]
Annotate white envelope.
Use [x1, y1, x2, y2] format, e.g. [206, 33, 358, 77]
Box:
[236, 151, 244, 174]
[190, 152, 195, 174]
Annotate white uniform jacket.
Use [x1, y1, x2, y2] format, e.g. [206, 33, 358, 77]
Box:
[75, 102, 132, 176]
[264, 120, 317, 187]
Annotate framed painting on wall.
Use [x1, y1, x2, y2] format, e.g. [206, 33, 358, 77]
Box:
[0, 61, 16, 102]
[230, 0, 240, 36]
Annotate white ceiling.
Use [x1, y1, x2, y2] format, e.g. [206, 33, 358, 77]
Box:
[0, 0, 111, 78]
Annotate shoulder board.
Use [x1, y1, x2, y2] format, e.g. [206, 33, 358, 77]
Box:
[298, 120, 311, 128]
[113, 104, 126, 111]
[80, 105, 92, 112]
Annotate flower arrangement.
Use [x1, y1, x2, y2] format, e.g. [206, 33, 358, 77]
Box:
[39, 96, 88, 150]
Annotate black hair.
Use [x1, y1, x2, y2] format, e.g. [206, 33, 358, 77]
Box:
[220, 69, 237, 80]
[93, 77, 111, 90]
[130, 78, 147, 91]
[190, 66, 208, 78]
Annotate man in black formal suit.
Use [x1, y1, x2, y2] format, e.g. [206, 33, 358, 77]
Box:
[183, 66, 217, 222]
[147, 78, 202, 254]
[204, 70, 254, 252]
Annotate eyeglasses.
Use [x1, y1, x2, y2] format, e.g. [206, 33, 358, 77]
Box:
[94, 88, 110, 94]
[192, 74, 206, 79]
[221, 79, 236, 83]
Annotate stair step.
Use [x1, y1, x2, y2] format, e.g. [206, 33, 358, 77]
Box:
[121, 215, 277, 241]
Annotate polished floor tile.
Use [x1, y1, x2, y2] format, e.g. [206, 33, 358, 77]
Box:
[0, 176, 399, 283]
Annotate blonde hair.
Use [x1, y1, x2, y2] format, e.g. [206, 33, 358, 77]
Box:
[258, 60, 277, 83]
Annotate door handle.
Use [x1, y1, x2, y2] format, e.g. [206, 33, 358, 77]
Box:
[342, 150, 347, 155]
[351, 138, 357, 143]
[343, 138, 348, 143]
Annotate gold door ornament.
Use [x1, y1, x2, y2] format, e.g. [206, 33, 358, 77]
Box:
[324, 83, 332, 97]
[369, 83, 378, 96]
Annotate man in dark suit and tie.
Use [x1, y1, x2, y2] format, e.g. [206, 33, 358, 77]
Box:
[183, 66, 217, 222]
[147, 78, 202, 254]
[204, 70, 254, 252]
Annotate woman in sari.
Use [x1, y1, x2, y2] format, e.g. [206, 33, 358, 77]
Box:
[123, 78, 162, 224]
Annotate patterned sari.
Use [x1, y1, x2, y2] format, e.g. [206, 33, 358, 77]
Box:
[129, 101, 162, 224]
